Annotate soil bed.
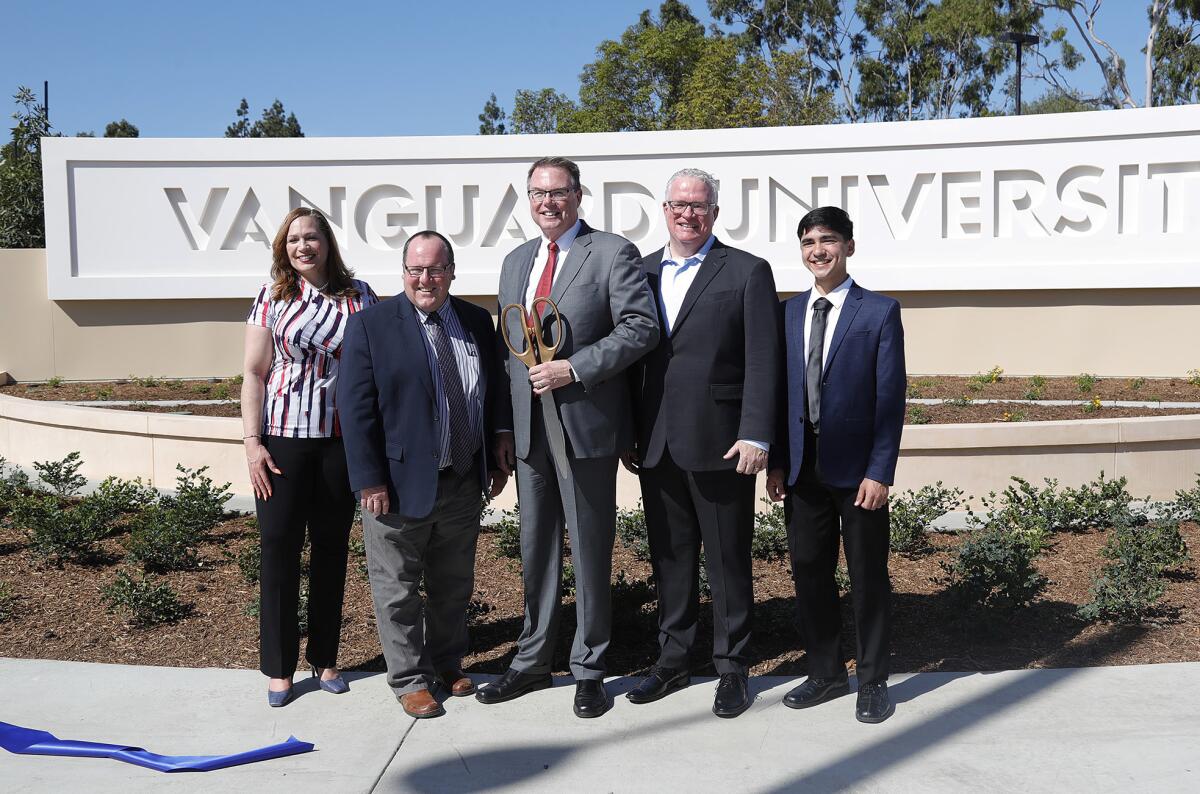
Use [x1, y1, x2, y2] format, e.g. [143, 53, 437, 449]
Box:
[1, 515, 1195, 678]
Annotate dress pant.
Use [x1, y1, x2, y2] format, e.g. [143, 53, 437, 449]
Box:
[255, 435, 355, 679]
[785, 428, 891, 684]
[512, 406, 617, 681]
[362, 467, 482, 696]
[639, 448, 755, 675]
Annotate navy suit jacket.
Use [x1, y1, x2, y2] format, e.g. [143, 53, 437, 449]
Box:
[774, 281, 906, 489]
[337, 294, 498, 520]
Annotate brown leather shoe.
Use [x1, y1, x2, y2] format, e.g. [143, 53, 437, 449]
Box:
[399, 688, 444, 719]
[437, 669, 476, 696]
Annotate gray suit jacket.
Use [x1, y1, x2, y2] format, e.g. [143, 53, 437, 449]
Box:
[496, 221, 659, 459]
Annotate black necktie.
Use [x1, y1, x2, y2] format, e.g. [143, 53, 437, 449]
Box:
[425, 312, 476, 475]
[806, 297, 832, 433]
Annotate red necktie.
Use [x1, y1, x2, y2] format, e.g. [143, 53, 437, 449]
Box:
[529, 240, 557, 327]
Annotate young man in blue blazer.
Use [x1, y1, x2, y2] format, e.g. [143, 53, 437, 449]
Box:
[766, 206, 906, 723]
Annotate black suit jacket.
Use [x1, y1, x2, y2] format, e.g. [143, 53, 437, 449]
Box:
[632, 238, 782, 472]
[337, 294, 498, 520]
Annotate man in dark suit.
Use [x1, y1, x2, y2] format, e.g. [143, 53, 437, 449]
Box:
[626, 168, 781, 718]
[478, 157, 659, 718]
[338, 230, 507, 719]
[766, 206, 906, 724]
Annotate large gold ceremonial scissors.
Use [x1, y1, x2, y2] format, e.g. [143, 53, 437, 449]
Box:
[501, 297, 562, 367]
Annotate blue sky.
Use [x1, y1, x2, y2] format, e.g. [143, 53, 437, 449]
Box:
[4, 0, 1157, 138]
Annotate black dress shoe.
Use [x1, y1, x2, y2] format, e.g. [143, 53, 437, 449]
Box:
[626, 666, 690, 704]
[712, 672, 751, 718]
[855, 681, 895, 723]
[783, 674, 850, 709]
[573, 679, 609, 718]
[474, 668, 552, 705]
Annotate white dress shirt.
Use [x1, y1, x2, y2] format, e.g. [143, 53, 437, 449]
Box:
[802, 276, 854, 370]
[658, 234, 715, 335]
[523, 219, 582, 309]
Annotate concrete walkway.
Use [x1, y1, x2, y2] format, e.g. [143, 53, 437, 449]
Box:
[2, 658, 1196, 792]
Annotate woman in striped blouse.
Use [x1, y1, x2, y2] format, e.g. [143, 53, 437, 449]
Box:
[241, 207, 378, 707]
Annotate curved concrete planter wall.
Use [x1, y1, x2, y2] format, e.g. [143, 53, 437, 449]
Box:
[2, 394, 1198, 507]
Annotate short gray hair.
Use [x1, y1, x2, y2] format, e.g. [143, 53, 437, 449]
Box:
[665, 168, 719, 204]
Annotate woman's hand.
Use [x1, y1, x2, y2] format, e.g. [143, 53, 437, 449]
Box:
[245, 437, 282, 500]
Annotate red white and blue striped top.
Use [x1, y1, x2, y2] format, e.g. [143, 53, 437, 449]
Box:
[247, 278, 378, 438]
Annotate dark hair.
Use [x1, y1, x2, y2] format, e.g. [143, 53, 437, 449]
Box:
[527, 156, 581, 190]
[402, 230, 455, 266]
[269, 207, 359, 302]
[797, 206, 853, 241]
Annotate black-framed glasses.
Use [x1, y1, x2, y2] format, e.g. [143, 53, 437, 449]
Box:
[666, 201, 715, 216]
[404, 266, 451, 279]
[527, 188, 575, 202]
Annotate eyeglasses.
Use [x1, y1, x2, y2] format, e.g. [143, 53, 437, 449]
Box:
[666, 201, 715, 216]
[404, 266, 451, 279]
[527, 188, 576, 202]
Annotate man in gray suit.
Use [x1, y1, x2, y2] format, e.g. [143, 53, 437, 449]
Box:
[477, 156, 659, 718]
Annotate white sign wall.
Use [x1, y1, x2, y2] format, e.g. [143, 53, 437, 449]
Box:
[42, 106, 1200, 300]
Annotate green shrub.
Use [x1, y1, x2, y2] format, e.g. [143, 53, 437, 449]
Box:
[906, 405, 931, 425]
[130, 374, 161, 388]
[125, 505, 201, 571]
[561, 561, 576, 597]
[835, 564, 851, 594]
[1101, 520, 1189, 575]
[233, 543, 261, 584]
[967, 366, 1003, 392]
[889, 482, 964, 555]
[0, 457, 32, 515]
[1166, 476, 1200, 523]
[942, 396, 973, 407]
[89, 476, 158, 527]
[102, 569, 192, 626]
[160, 465, 232, 535]
[12, 492, 111, 562]
[616, 503, 651, 561]
[46, 376, 63, 388]
[33, 451, 86, 497]
[1129, 377, 1147, 391]
[212, 384, 231, 400]
[0, 581, 15, 622]
[941, 527, 1047, 609]
[697, 550, 711, 599]
[1023, 375, 1047, 400]
[1187, 369, 1200, 387]
[969, 473, 1132, 543]
[492, 507, 522, 559]
[611, 570, 655, 607]
[1075, 372, 1097, 394]
[297, 578, 310, 635]
[752, 499, 789, 560]
[1077, 560, 1166, 623]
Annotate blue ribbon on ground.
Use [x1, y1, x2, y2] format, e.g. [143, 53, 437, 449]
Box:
[0, 720, 314, 772]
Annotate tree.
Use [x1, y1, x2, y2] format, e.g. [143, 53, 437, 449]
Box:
[0, 86, 57, 248]
[225, 98, 303, 138]
[478, 93, 507, 134]
[510, 88, 577, 134]
[104, 119, 140, 138]
[1149, 0, 1200, 106]
[1021, 88, 1099, 114]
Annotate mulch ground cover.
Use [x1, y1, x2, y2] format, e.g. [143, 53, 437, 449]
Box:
[1, 514, 1196, 678]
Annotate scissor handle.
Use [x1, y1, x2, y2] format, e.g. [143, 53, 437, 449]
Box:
[500, 303, 540, 368]
[529, 297, 562, 363]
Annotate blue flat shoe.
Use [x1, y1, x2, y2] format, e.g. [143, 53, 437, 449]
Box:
[312, 665, 349, 695]
[267, 686, 295, 708]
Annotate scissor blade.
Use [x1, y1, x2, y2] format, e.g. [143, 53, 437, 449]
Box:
[539, 392, 571, 481]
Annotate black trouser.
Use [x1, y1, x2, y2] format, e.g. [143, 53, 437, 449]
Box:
[640, 449, 755, 676]
[255, 435, 355, 679]
[785, 429, 891, 685]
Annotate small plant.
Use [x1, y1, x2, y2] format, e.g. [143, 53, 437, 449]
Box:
[125, 505, 201, 571]
[492, 507, 522, 559]
[835, 564, 851, 594]
[969, 473, 1133, 540]
[33, 451, 87, 497]
[942, 396, 973, 407]
[1023, 375, 1047, 401]
[1075, 372, 1097, 394]
[212, 384, 231, 400]
[230, 543, 261, 584]
[752, 499, 789, 560]
[1129, 377, 1147, 391]
[90, 476, 157, 520]
[1101, 520, 1189, 575]
[905, 379, 932, 399]
[163, 379, 182, 391]
[96, 387, 113, 400]
[611, 570, 655, 609]
[967, 366, 1004, 392]
[889, 482, 964, 555]
[0, 457, 33, 514]
[1081, 396, 1102, 413]
[1187, 369, 1200, 387]
[941, 527, 1047, 609]
[46, 376, 63, 388]
[130, 374, 160, 388]
[12, 492, 111, 562]
[1078, 517, 1188, 623]
[906, 405, 931, 425]
[0, 581, 16, 622]
[616, 503, 651, 561]
[1166, 476, 1200, 523]
[161, 465, 232, 536]
[561, 561, 576, 597]
[1001, 409, 1027, 422]
[297, 578, 310, 635]
[228, 374, 244, 386]
[103, 569, 191, 626]
[192, 384, 212, 396]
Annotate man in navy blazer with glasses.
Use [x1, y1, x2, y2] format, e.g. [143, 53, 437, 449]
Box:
[766, 206, 906, 724]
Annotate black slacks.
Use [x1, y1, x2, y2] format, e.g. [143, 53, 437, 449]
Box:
[785, 430, 891, 684]
[255, 435, 355, 679]
[640, 449, 755, 676]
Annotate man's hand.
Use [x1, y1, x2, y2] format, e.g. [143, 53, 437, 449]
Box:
[493, 432, 515, 476]
[855, 478, 889, 510]
[360, 484, 389, 517]
[766, 468, 787, 502]
[529, 360, 574, 396]
[723, 440, 767, 476]
[620, 448, 641, 475]
[487, 470, 509, 499]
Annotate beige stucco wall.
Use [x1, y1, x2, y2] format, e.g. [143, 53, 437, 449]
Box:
[4, 248, 1200, 381]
